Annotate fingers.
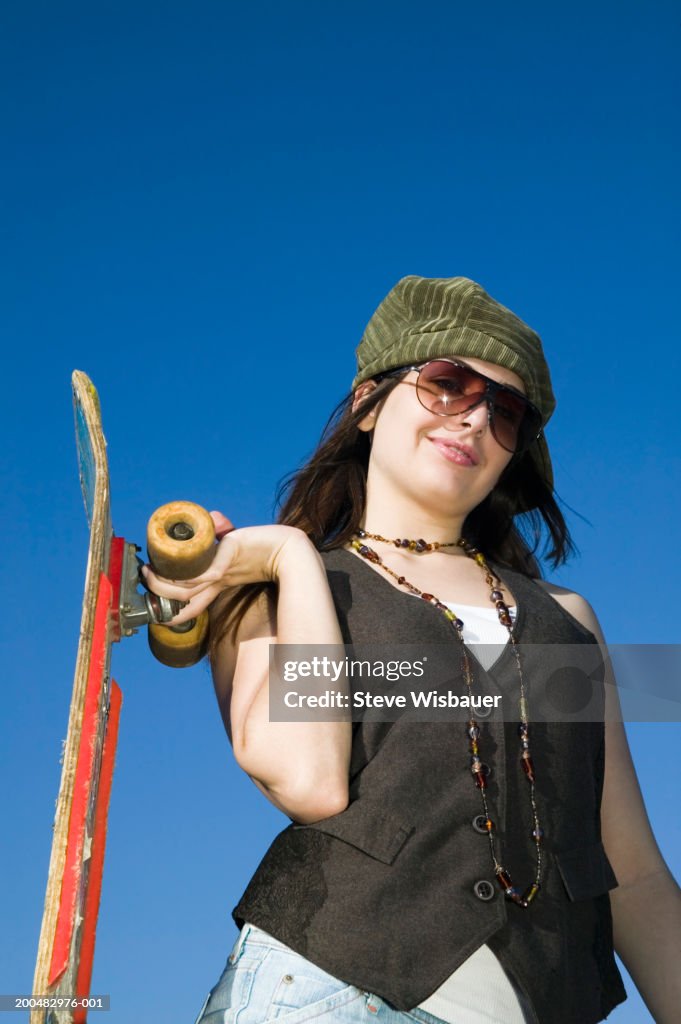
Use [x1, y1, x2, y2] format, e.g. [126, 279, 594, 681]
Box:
[140, 564, 215, 601]
[163, 590, 217, 625]
[139, 566, 220, 624]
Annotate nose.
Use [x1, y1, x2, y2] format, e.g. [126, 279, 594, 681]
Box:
[444, 396, 490, 435]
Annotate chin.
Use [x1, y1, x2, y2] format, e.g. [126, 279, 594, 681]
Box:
[421, 463, 487, 497]
[409, 480, 487, 520]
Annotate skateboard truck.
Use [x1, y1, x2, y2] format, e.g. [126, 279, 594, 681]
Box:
[118, 541, 193, 634]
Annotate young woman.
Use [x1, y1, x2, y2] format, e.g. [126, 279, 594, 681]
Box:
[144, 276, 681, 1023]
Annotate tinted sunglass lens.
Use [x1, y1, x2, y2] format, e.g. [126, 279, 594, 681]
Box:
[492, 394, 542, 453]
[489, 393, 525, 451]
[416, 362, 483, 415]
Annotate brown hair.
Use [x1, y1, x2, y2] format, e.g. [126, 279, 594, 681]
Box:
[208, 376, 575, 659]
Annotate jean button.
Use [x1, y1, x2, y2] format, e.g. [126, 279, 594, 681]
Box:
[474, 879, 495, 901]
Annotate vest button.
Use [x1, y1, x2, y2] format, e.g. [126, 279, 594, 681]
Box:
[473, 879, 496, 901]
[476, 703, 493, 718]
[472, 815, 490, 834]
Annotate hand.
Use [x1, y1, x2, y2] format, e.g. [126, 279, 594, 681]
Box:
[140, 512, 313, 625]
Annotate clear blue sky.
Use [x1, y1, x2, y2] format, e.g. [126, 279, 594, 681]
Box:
[2, 2, 679, 1021]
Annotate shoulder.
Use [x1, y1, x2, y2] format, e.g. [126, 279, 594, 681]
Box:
[533, 579, 606, 643]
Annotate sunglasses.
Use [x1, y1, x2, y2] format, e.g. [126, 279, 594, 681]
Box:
[377, 359, 543, 454]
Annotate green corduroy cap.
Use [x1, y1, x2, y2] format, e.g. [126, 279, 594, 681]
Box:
[353, 275, 555, 497]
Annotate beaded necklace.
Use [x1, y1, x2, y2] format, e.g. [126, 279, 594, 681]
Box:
[350, 528, 543, 908]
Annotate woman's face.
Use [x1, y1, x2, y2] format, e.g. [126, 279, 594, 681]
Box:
[357, 355, 526, 520]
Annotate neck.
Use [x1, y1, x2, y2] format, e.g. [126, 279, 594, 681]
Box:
[360, 492, 468, 548]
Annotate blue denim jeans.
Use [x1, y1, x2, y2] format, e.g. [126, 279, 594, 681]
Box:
[193, 923, 450, 1024]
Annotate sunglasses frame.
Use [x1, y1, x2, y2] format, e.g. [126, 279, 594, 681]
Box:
[375, 358, 543, 455]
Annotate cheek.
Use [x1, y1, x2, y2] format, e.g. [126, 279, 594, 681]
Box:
[495, 448, 515, 473]
[367, 411, 421, 472]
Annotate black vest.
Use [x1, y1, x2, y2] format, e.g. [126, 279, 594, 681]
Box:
[233, 549, 627, 1024]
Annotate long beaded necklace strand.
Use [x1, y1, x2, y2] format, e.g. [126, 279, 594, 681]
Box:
[350, 528, 543, 908]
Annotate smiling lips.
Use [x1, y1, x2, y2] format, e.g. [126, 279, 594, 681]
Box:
[427, 437, 480, 467]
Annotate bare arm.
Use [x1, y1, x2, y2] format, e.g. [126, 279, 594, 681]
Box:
[144, 523, 352, 824]
[538, 581, 681, 1023]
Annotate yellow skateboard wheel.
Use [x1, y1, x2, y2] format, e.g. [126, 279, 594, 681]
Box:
[148, 612, 210, 668]
[147, 501, 216, 580]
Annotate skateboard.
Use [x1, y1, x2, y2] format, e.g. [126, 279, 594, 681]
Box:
[31, 371, 215, 1023]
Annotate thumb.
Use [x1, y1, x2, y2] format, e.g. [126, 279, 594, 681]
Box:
[210, 510, 236, 539]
